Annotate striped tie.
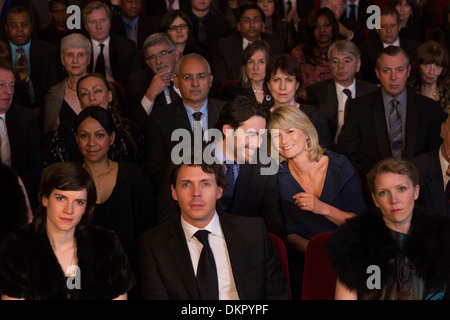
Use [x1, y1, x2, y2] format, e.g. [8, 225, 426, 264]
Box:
[389, 99, 402, 158]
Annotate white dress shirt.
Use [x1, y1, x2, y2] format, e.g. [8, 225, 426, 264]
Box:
[181, 212, 239, 300]
[334, 80, 356, 144]
[0, 113, 11, 166]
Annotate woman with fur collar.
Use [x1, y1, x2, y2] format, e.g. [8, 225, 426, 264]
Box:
[327, 158, 450, 300]
[0, 162, 134, 300]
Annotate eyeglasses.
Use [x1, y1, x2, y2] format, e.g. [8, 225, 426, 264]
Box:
[168, 24, 189, 32]
[146, 49, 175, 63]
[180, 73, 210, 81]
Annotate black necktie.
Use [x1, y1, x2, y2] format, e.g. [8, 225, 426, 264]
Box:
[95, 43, 105, 76]
[197, 17, 207, 47]
[220, 162, 235, 213]
[194, 230, 219, 300]
[389, 99, 403, 159]
[349, 4, 357, 20]
[343, 88, 352, 120]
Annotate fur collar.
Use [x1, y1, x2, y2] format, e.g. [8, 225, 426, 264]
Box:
[326, 206, 450, 298]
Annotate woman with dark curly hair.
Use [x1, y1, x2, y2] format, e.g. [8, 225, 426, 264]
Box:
[291, 7, 340, 89]
[327, 158, 450, 300]
[391, 0, 425, 42]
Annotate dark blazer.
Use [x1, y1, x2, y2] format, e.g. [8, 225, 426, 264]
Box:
[337, 88, 443, 195]
[139, 213, 289, 300]
[88, 33, 143, 88]
[6, 104, 42, 208]
[359, 37, 420, 84]
[156, 160, 285, 237]
[411, 149, 447, 216]
[144, 0, 191, 16]
[306, 78, 379, 140]
[211, 34, 287, 95]
[144, 98, 224, 185]
[12, 38, 62, 112]
[111, 14, 160, 50]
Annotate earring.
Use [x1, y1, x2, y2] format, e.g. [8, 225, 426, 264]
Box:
[306, 138, 311, 148]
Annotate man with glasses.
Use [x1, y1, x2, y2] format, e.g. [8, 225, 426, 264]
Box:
[82, 1, 142, 90]
[111, 0, 160, 50]
[144, 53, 224, 190]
[211, 3, 286, 96]
[128, 33, 181, 131]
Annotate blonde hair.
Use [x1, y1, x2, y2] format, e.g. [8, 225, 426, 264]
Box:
[269, 105, 325, 162]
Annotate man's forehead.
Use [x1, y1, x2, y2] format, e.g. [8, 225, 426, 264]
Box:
[7, 12, 31, 23]
[177, 165, 216, 180]
[241, 9, 262, 18]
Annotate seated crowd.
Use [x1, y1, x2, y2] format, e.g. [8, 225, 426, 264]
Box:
[0, 0, 450, 301]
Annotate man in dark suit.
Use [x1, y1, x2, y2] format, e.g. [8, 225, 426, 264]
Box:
[0, 59, 42, 209]
[337, 46, 443, 200]
[144, 0, 191, 17]
[156, 95, 284, 237]
[144, 53, 224, 188]
[139, 159, 289, 300]
[359, 6, 420, 84]
[306, 40, 378, 148]
[82, 1, 143, 90]
[211, 4, 286, 96]
[111, 0, 160, 50]
[189, 0, 233, 57]
[411, 116, 450, 216]
[128, 33, 181, 131]
[5, 5, 62, 115]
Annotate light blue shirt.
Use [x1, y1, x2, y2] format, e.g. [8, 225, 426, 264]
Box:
[122, 16, 139, 46]
[183, 100, 209, 132]
[9, 40, 35, 102]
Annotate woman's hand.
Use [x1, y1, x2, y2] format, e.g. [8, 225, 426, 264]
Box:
[293, 192, 325, 215]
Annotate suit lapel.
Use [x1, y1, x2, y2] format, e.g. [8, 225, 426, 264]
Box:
[166, 218, 200, 299]
[425, 151, 446, 213]
[373, 91, 392, 158]
[173, 100, 194, 134]
[219, 215, 246, 299]
[230, 163, 251, 212]
[403, 89, 419, 158]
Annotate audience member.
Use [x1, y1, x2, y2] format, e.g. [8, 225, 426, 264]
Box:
[0, 162, 135, 300]
[327, 158, 450, 300]
[29, 0, 83, 32]
[390, 0, 425, 42]
[139, 158, 289, 300]
[269, 105, 366, 298]
[415, 0, 438, 37]
[0, 162, 30, 244]
[157, 95, 285, 237]
[5, 5, 62, 114]
[45, 73, 145, 166]
[359, 6, 420, 84]
[320, 0, 364, 44]
[429, 1, 450, 56]
[265, 54, 332, 149]
[144, 53, 224, 188]
[74, 106, 155, 299]
[411, 116, 450, 216]
[127, 33, 181, 132]
[43, 33, 91, 141]
[111, 0, 160, 50]
[219, 39, 272, 109]
[291, 7, 339, 89]
[212, 3, 286, 95]
[342, 0, 375, 31]
[158, 9, 210, 61]
[306, 40, 378, 148]
[337, 46, 443, 200]
[408, 40, 450, 117]
[256, 0, 297, 52]
[37, 0, 76, 45]
[210, 0, 243, 29]
[144, 0, 191, 17]
[189, 0, 233, 56]
[82, 1, 142, 89]
[0, 58, 42, 209]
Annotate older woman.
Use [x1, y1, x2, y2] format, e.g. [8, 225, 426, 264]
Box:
[43, 33, 91, 139]
[219, 39, 272, 107]
[269, 106, 365, 253]
[158, 9, 210, 61]
[291, 7, 339, 89]
[0, 162, 134, 300]
[408, 40, 450, 116]
[327, 158, 450, 300]
[265, 54, 332, 149]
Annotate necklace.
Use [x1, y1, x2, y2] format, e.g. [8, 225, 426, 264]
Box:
[253, 87, 264, 94]
[83, 159, 113, 195]
[422, 86, 438, 100]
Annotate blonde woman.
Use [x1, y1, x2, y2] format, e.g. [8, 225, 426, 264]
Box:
[269, 105, 365, 254]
